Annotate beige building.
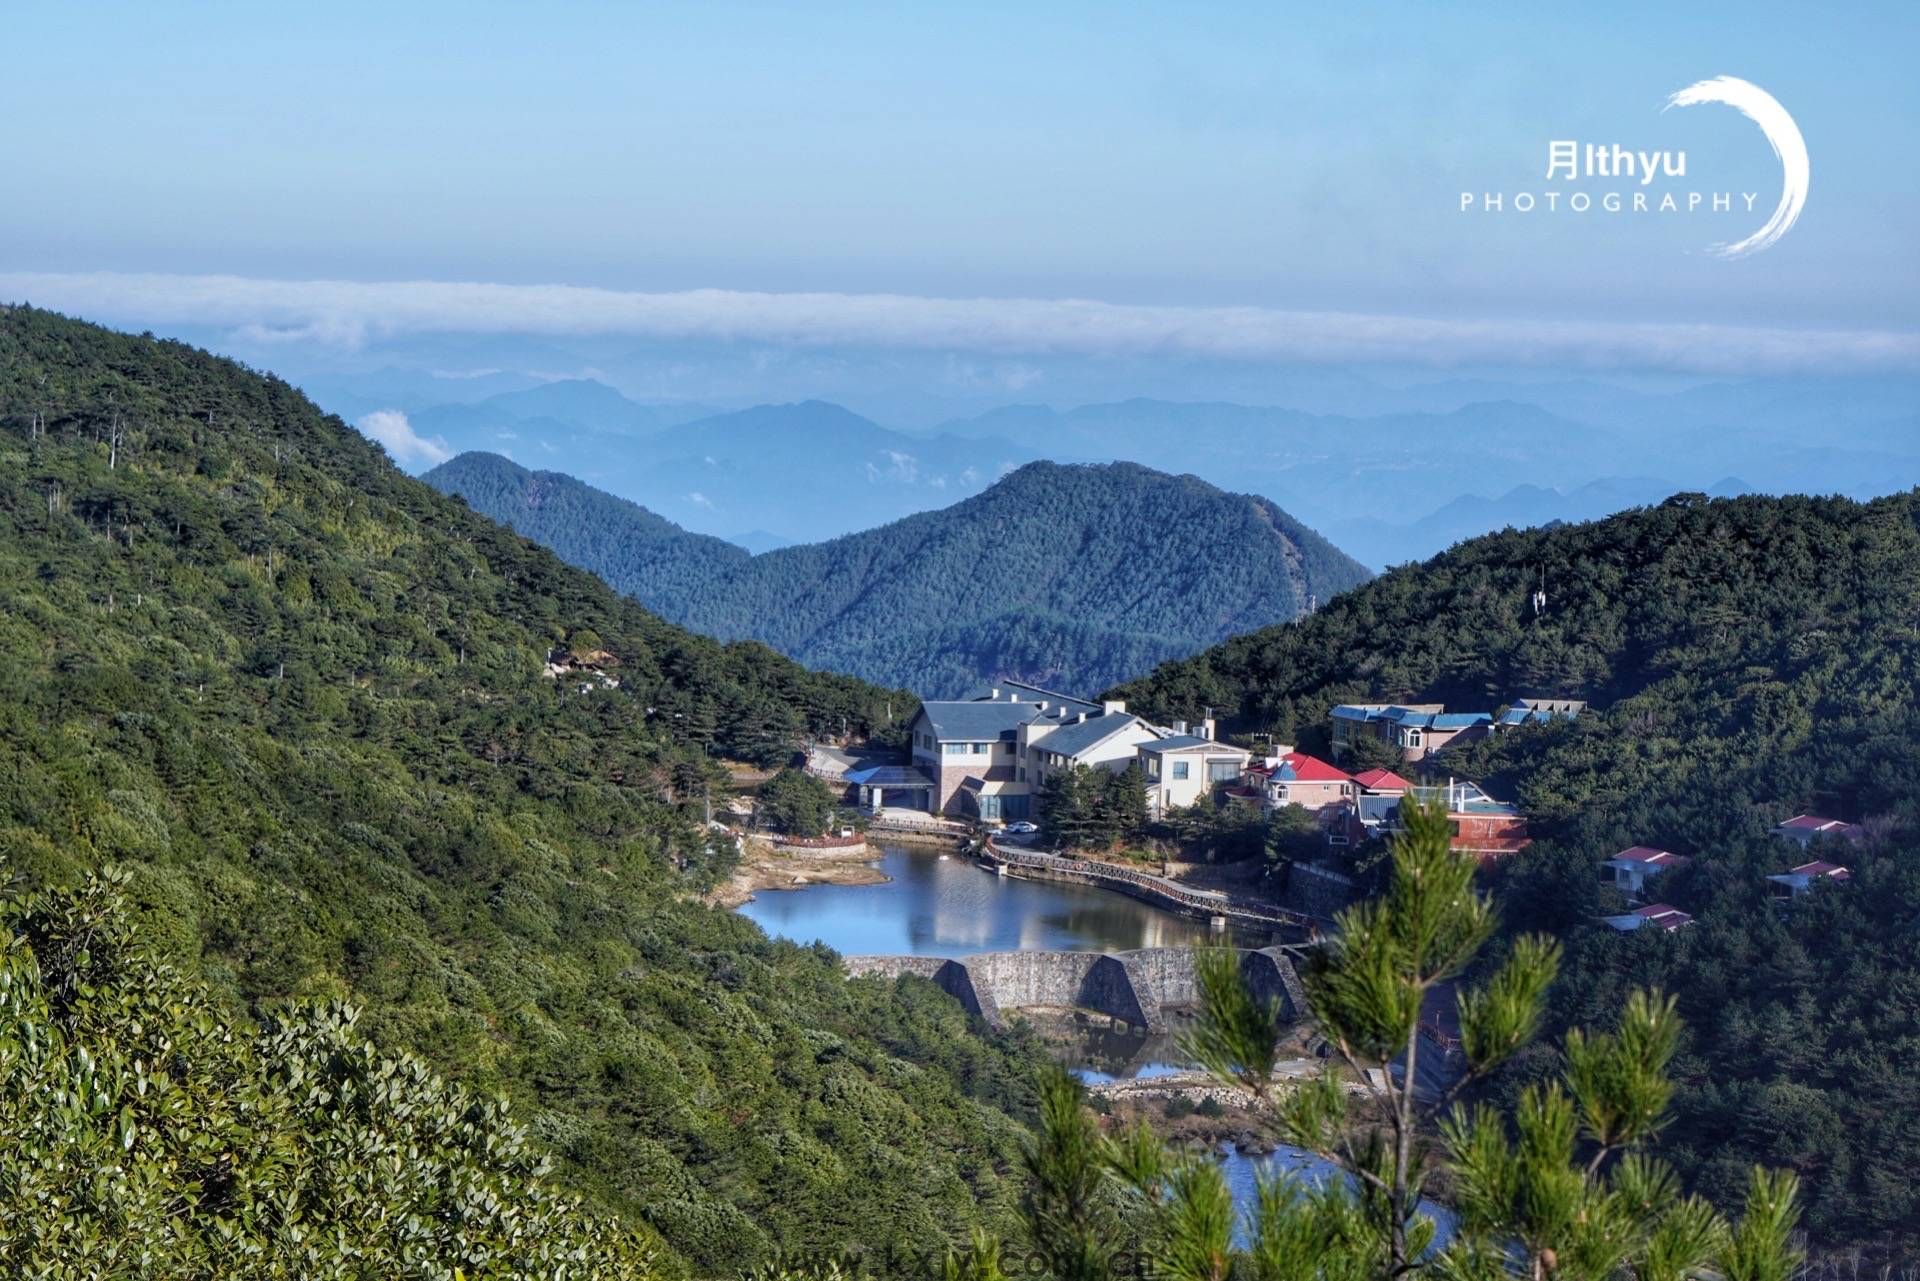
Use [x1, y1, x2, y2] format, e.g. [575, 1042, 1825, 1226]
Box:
[1136, 722, 1251, 815]
[905, 681, 1164, 821]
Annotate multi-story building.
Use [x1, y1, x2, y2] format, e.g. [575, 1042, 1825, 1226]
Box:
[901, 681, 1162, 821]
[1136, 726, 1251, 816]
[1329, 698, 1584, 763]
[1330, 778, 1531, 864]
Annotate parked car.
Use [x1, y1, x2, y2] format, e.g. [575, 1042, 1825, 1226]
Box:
[1004, 821, 1039, 835]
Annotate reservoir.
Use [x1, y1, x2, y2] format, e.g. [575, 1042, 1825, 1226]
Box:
[738, 841, 1454, 1248]
[735, 841, 1275, 955]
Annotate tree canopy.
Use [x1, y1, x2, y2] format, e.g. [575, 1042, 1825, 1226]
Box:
[0, 306, 1038, 1275]
[426, 452, 1371, 697]
[1113, 487, 1920, 1253]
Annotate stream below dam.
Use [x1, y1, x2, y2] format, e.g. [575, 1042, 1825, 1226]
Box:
[737, 843, 1457, 1248]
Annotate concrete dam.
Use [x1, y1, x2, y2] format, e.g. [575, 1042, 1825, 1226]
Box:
[842, 946, 1309, 1033]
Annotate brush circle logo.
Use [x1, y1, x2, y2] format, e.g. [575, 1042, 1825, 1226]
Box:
[1460, 76, 1808, 259]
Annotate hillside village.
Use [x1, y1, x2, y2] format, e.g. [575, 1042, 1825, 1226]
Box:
[803, 678, 1868, 929]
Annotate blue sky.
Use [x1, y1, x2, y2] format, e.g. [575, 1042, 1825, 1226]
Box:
[0, 1, 1915, 374]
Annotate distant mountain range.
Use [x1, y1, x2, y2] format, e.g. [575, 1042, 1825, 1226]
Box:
[426, 453, 1372, 695]
[362, 374, 1920, 570]
[410, 390, 1044, 546]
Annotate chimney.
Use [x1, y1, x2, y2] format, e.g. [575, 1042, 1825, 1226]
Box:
[1173, 720, 1189, 736]
[1103, 699, 1127, 715]
[1201, 716, 1217, 741]
[1078, 711, 1090, 723]
[1037, 701, 1049, 712]
[989, 686, 1001, 700]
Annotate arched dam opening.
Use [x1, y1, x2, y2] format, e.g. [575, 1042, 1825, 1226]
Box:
[842, 946, 1309, 1034]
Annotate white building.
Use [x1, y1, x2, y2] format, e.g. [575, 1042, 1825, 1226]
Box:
[1600, 846, 1689, 901]
[1136, 719, 1251, 815]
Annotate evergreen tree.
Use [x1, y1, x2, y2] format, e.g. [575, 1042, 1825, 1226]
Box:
[0, 871, 662, 1279]
[944, 799, 1804, 1281]
[757, 767, 840, 837]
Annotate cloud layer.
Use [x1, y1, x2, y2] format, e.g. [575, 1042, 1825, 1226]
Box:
[2, 270, 1916, 376]
[355, 409, 452, 469]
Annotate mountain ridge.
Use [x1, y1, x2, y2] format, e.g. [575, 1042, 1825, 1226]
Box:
[0, 306, 1036, 1273]
[427, 452, 1373, 695]
[1111, 486, 1920, 1249]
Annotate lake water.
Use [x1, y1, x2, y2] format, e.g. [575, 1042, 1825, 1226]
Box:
[737, 842, 1454, 1249]
[735, 842, 1273, 955]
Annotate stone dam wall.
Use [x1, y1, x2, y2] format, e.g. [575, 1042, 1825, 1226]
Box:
[842, 946, 1309, 1033]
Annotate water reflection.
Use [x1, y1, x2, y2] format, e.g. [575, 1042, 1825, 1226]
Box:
[737, 843, 1273, 956]
[1063, 1018, 1199, 1084]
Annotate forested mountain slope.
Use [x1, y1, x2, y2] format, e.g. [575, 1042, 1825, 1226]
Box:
[0, 307, 1037, 1275]
[1115, 490, 1920, 1251]
[428, 452, 1372, 695]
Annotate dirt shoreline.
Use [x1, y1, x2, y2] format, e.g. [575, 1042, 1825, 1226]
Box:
[706, 836, 893, 908]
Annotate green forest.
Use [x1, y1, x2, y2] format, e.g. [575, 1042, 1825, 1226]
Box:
[1114, 488, 1920, 1253]
[0, 307, 1041, 1275]
[425, 451, 1371, 697]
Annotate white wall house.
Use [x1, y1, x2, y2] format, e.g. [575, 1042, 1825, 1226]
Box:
[905, 682, 1167, 821]
[1136, 723, 1251, 815]
[1601, 846, 1689, 901]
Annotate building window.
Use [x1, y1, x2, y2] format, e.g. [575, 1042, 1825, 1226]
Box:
[945, 743, 966, 756]
[1172, 760, 1190, 781]
[1207, 760, 1239, 782]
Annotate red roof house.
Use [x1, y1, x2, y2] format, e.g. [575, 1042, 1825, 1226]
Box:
[1767, 859, 1852, 899]
[1601, 846, 1690, 899]
[1604, 902, 1694, 933]
[1260, 751, 1355, 814]
[1350, 767, 1411, 795]
[1772, 814, 1865, 848]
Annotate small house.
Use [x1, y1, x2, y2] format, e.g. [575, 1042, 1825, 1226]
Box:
[1601, 846, 1690, 900]
[1771, 814, 1865, 849]
[1603, 903, 1694, 933]
[1767, 860, 1852, 900]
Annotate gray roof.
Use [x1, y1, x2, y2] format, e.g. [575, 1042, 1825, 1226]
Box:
[844, 765, 936, 787]
[1139, 735, 1246, 755]
[916, 699, 1046, 741]
[1032, 712, 1141, 759]
[967, 680, 1103, 714]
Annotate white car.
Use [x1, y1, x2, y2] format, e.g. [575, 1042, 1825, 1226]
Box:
[1003, 821, 1039, 835]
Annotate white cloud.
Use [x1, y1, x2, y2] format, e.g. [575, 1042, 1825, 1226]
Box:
[2, 269, 1916, 375]
[355, 408, 452, 468]
[687, 491, 715, 510]
[864, 450, 920, 485]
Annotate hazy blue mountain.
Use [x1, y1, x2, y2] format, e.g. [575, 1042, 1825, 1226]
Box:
[604, 400, 1049, 541]
[292, 364, 545, 420]
[341, 366, 1916, 574]
[475, 377, 718, 434]
[426, 454, 1372, 695]
[407, 378, 720, 464]
[1321, 476, 1724, 569]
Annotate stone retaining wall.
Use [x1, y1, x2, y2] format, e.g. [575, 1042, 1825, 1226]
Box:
[844, 945, 1308, 1034]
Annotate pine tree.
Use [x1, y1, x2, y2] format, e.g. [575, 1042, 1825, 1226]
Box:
[950, 797, 1805, 1281]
